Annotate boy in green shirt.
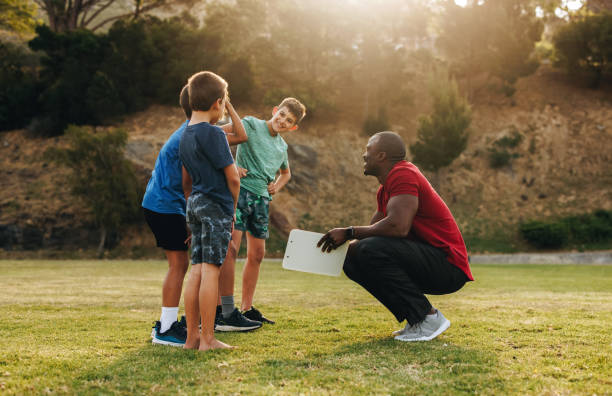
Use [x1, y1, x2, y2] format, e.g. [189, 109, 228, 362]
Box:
[219, 98, 306, 324]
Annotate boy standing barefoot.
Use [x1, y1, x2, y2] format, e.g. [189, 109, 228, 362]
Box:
[179, 71, 240, 351]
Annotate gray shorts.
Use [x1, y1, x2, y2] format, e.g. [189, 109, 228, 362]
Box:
[186, 192, 233, 266]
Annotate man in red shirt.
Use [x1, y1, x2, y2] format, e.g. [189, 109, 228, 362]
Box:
[318, 131, 473, 342]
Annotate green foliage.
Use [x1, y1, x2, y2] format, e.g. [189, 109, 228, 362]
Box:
[362, 107, 390, 136]
[520, 221, 568, 248]
[0, 41, 40, 131]
[0, 0, 38, 34]
[410, 69, 471, 172]
[21, 17, 221, 135]
[437, 0, 543, 94]
[487, 148, 514, 168]
[44, 126, 141, 245]
[520, 210, 612, 249]
[553, 12, 612, 87]
[487, 129, 523, 168]
[29, 25, 108, 135]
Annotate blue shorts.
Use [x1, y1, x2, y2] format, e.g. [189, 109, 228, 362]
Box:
[186, 193, 233, 266]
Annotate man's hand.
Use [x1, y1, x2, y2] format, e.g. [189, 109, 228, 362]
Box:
[317, 228, 348, 253]
[267, 182, 277, 195]
[238, 167, 248, 178]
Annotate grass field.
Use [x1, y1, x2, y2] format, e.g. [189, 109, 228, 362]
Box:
[0, 260, 610, 395]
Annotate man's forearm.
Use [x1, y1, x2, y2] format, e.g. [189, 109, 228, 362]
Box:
[353, 217, 411, 239]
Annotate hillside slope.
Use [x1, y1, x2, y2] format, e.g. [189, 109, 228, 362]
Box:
[0, 67, 610, 257]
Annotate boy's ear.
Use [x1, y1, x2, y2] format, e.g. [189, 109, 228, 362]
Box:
[290, 125, 299, 131]
[272, 106, 278, 116]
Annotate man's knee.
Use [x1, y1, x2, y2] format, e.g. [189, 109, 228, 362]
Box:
[351, 237, 388, 259]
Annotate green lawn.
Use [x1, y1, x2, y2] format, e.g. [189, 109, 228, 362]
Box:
[0, 260, 610, 395]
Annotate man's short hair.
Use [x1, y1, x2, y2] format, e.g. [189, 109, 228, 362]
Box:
[373, 131, 406, 163]
[278, 97, 306, 124]
[179, 85, 191, 119]
[188, 71, 228, 112]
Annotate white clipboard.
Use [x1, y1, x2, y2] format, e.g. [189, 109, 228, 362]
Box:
[282, 229, 348, 277]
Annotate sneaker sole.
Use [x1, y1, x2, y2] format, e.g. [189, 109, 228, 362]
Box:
[215, 324, 262, 332]
[152, 337, 185, 347]
[394, 319, 451, 342]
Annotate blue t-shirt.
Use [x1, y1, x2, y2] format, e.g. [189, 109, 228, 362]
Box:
[142, 120, 188, 216]
[179, 121, 235, 216]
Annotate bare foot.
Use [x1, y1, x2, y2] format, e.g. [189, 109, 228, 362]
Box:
[183, 337, 200, 350]
[198, 338, 236, 352]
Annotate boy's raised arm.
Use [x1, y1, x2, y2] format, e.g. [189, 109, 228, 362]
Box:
[222, 101, 247, 145]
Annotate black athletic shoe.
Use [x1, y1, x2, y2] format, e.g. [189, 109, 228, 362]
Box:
[243, 306, 275, 324]
[152, 320, 186, 347]
[213, 305, 223, 332]
[178, 315, 186, 328]
[216, 308, 262, 332]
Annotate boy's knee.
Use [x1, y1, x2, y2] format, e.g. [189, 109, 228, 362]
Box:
[226, 241, 238, 261]
[247, 247, 265, 264]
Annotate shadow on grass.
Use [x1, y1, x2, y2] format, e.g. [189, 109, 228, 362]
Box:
[73, 337, 506, 394]
[257, 338, 507, 394]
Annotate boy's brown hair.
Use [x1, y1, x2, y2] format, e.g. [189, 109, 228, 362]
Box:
[179, 85, 191, 119]
[188, 71, 228, 112]
[278, 97, 306, 124]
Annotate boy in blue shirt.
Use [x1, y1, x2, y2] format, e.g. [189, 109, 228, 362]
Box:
[180, 71, 252, 351]
[143, 84, 250, 347]
[220, 97, 306, 324]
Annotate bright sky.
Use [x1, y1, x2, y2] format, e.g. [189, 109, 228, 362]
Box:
[454, 0, 584, 15]
[455, 0, 583, 12]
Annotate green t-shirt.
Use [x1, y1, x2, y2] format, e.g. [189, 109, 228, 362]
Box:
[236, 116, 289, 199]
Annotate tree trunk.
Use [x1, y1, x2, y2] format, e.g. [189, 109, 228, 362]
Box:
[97, 226, 106, 258]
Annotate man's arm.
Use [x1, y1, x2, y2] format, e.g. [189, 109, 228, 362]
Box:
[268, 167, 291, 195]
[221, 101, 247, 145]
[318, 194, 418, 252]
[223, 163, 241, 210]
[182, 166, 192, 202]
[370, 210, 384, 225]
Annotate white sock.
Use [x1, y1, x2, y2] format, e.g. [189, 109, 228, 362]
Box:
[160, 307, 179, 333]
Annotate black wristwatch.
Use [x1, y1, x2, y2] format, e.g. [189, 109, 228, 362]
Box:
[346, 226, 355, 240]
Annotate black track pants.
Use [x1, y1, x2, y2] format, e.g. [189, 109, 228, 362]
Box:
[343, 236, 469, 325]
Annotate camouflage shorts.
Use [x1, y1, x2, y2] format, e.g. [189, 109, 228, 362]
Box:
[186, 192, 233, 266]
[234, 188, 270, 239]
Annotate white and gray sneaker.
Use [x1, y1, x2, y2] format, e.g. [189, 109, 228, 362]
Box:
[392, 322, 415, 336]
[394, 309, 451, 342]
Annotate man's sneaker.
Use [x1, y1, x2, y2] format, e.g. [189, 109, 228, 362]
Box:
[214, 306, 222, 331]
[243, 306, 275, 324]
[152, 320, 187, 347]
[178, 315, 186, 328]
[392, 321, 415, 337]
[216, 308, 262, 332]
[394, 310, 450, 342]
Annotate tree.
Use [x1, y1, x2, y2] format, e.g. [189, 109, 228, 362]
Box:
[0, 0, 38, 34]
[437, 0, 543, 96]
[410, 69, 471, 188]
[553, 12, 612, 87]
[45, 126, 141, 257]
[33, 0, 194, 32]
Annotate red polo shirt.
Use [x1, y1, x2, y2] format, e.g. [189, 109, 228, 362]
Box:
[376, 161, 473, 281]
